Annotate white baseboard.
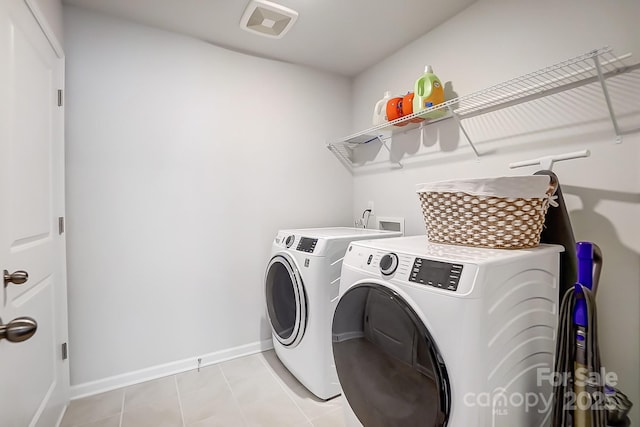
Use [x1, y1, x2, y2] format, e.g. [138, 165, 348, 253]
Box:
[70, 338, 274, 400]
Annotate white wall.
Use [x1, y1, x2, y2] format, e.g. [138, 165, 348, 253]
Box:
[64, 6, 353, 392]
[350, 0, 640, 421]
[31, 0, 63, 49]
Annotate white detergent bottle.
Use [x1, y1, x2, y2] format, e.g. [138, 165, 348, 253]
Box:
[372, 91, 392, 126]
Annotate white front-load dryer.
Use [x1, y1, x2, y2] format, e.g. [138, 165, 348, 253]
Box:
[265, 227, 401, 400]
[332, 236, 562, 426]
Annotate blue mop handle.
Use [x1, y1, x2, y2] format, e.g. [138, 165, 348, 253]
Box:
[574, 242, 594, 328]
[574, 242, 596, 427]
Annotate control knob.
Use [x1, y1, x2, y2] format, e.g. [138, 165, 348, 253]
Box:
[379, 253, 398, 276]
[285, 235, 295, 248]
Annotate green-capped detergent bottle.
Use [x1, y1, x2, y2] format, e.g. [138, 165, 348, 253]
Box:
[413, 65, 445, 119]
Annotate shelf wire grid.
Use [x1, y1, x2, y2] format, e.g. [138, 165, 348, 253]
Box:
[453, 47, 629, 117]
[327, 47, 635, 172]
[327, 141, 355, 169]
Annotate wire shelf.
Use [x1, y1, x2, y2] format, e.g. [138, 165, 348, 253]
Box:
[327, 47, 636, 173]
[454, 47, 629, 117]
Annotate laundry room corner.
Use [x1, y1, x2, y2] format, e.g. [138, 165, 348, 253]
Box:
[62, 5, 354, 395]
[347, 0, 640, 422]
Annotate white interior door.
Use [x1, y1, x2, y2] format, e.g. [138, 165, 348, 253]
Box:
[0, 1, 68, 426]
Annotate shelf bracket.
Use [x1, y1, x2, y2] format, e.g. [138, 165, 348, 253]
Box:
[376, 135, 403, 169]
[448, 105, 480, 158]
[592, 54, 622, 143]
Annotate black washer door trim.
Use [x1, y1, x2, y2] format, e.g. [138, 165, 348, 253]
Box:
[265, 254, 307, 347]
[332, 283, 451, 427]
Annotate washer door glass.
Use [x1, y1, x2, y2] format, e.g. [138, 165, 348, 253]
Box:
[332, 284, 450, 427]
[265, 255, 307, 347]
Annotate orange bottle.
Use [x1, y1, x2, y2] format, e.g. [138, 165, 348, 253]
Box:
[402, 92, 425, 124]
[386, 96, 408, 126]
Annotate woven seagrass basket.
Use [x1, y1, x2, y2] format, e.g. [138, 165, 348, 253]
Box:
[416, 176, 556, 249]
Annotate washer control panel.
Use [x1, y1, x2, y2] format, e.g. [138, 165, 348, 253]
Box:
[296, 237, 318, 253]
[409, 258, 463, 292]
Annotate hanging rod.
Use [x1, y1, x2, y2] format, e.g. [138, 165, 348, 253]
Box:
[509, 150, 591, 171]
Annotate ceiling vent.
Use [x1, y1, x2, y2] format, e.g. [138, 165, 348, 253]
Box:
[240, 0, 299, 39]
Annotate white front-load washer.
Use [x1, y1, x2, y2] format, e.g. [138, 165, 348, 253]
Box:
[332, 236, 562, 426]
[265, 227, 401, 400]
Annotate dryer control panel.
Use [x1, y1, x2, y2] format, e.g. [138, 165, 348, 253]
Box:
[409, 258, 463, 292]
[296, 237, 318, 253]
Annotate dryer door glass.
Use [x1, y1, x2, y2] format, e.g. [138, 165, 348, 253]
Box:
[265, 255, 307, 347]
[332, 284, 450, 427]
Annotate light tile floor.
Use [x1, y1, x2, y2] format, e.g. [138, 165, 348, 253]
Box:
[61, 351, 346, 427]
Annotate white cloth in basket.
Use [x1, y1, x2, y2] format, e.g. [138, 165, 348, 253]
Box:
[415, 175, 551, 199]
